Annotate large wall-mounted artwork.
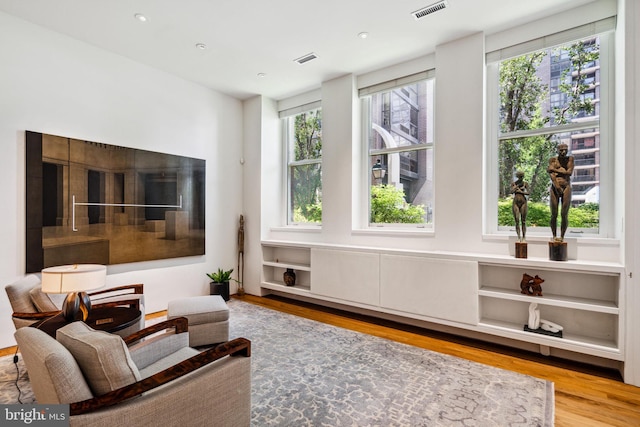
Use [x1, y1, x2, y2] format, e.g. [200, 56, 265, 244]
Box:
[26, 131, 205, 273]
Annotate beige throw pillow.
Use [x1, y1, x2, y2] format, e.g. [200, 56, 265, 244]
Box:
[29, 286, 63, 312]
[56, 322, 141, 396]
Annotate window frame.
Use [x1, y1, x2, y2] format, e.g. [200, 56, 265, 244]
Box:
[485, 26, 614, 239]
[281, 103, 323, 226]
[360, 72, 436, 230]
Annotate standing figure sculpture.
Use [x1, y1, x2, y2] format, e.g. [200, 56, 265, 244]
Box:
[236, 215, 245, 296]
[511, 170, 529, 242]
[547, 144, 574, 241]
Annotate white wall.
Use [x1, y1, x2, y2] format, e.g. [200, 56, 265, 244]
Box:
[0, 12, 244, 348]
[621, 0, 640, 386]
[241, 95, 281, 296]
[263, 0, 621, 262]
[432, 32, 485, 250]
[321, 75, 359, 243]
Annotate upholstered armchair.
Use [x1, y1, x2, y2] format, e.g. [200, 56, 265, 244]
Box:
[15, 318, 251, 427]
[5, 274, 145, 334]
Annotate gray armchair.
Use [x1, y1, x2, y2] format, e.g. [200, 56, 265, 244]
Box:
[15, 318, 251, 427]
[5, 274, 145, 335]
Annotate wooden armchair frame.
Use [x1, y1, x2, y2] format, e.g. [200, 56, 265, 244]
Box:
[10, 283, 144, 325]
[89, 283, 144, 301]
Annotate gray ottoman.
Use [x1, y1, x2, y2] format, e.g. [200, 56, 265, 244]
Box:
[167, 295, 229, 347]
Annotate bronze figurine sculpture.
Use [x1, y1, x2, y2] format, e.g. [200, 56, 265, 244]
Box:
[511, 170, 529, 242]
[547, 143, 574, 242]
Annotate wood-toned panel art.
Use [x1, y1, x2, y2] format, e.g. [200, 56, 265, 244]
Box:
[26, 131, 205, 272]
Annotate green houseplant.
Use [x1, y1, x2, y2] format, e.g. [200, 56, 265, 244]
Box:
[207, 268, 234, 301]
[207, 268, 234, 283]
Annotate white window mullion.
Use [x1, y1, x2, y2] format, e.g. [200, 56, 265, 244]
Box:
[484, 62, 500, 235]
[499, 120, 600, 141]
[596, 31, 614, 238]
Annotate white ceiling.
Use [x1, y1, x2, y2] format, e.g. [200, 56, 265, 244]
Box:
[0, 0, 597, 101]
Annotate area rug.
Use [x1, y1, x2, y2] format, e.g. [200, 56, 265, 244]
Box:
[0, 299, 554, 426]
[0, 352, 33, 404]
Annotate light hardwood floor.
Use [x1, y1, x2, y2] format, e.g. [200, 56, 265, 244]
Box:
[3, 294, 639, 426]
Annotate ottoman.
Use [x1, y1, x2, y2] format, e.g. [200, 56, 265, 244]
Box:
[167, 295, 229, 347]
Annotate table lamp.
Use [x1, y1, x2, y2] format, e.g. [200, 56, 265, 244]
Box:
[41, 264, 106, 321]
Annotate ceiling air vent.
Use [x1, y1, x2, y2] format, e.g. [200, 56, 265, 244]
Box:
[294, 53, 318, 65]
[412, 0, 448, 20]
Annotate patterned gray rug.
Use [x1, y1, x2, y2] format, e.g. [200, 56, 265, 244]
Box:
[230, 300, 553, 426]
[0, 299, 554, 426]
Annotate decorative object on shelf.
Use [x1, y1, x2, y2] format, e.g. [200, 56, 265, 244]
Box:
[237, 215, 245, 296]
[547, 143, 573, 262]
[515, 242, 528, 259]
[519, 273, 544, 296]
[548, 240, 568, 261]
[207, 268, 235, 301]
[41, 264, 106, 321]
[524, 303, 563, 338]
[511, 170, 529, 259]
[283, 268, 296, 287]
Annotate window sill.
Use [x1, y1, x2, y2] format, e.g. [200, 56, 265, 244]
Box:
[270, 225, 322, 234]
[352, 227, 435, 238]
[482, 233, 620, 247]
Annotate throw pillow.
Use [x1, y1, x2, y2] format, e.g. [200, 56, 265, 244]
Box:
[56, 321, 141, 396]
[29, 287, 65, 311]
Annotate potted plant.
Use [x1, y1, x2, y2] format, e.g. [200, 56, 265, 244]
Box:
[207, 268, 234, 301]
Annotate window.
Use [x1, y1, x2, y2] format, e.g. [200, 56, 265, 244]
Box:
[361, 75, 434, 227]
[283, 106, 322, 225]
[487, 22, 614, 238]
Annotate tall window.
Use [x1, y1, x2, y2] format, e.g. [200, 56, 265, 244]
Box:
[361, 76, 434, 227]
[284, 107, 322, 224]
[487, 25, 613, 237]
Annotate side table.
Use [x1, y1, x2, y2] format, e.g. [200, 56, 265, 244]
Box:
[31, 305, 141, 338]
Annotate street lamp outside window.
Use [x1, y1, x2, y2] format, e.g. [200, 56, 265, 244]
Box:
[372, 159, 386, 184]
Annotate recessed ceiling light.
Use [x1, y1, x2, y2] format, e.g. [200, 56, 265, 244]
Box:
[358, 32, 369, 39]
[134, 13, 147, 22]
[195, 43, 207, 50]
[257, 73, 266, 78]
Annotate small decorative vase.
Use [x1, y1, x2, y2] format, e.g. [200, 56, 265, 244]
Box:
[283, 268, 296, 286]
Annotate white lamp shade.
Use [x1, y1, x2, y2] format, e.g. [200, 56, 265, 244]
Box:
[41, 264, 106, 294]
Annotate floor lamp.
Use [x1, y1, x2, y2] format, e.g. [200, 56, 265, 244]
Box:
[41, 264, 106, 322]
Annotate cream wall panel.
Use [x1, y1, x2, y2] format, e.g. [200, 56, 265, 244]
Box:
[380, 255, 479, 325]
[311, 248, 380, 306]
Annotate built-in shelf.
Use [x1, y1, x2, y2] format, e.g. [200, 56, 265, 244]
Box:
[477, 318, 622, 361]
[478, 287, 619, 314]
[262, 261, 311, 271]
[261, 281, 311, 295]
[260, 241, 626, 375]
[262, 242, 312, 295]
[478, 261, 623, 361]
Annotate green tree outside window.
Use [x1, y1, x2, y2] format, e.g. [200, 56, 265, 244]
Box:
[498, 38, 600, 231]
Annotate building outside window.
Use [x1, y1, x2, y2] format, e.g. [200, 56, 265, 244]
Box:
[487, 25, 613, 237]
[283, 106, 322, 225]
[361, 76, 434, 227]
